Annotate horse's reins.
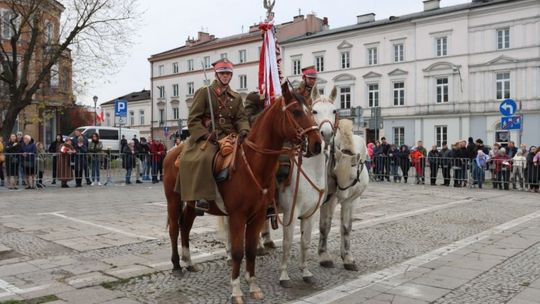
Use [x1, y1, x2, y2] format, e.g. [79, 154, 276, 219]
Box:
[336, 154, 365, 191]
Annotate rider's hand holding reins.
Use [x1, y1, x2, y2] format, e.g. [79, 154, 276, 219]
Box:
[238, 130, 249, 145]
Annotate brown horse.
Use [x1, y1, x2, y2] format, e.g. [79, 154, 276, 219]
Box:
[163, 83, 322, 303]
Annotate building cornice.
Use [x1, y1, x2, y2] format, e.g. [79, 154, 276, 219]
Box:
[151, 60, 258, 81]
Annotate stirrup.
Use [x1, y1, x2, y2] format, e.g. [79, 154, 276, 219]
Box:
[195, 200, 210, 215]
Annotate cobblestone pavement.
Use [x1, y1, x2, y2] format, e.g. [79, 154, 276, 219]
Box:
[0, 182, 539, 304]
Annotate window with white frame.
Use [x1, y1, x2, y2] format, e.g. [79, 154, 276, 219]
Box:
[1, 10, 19, 40]
[44, 22, 54, 44]
[172, 84, 179, 97]
[204, 56, 210, 68]
[435, 125, 448, 148]
[129, 111, 135, 126]
[292, 59, 301, 75]
[50, 64, 59, 88]
[394, 44, 404, 62]
[173, 62, 179, 74]
[159, 109, 164, 125]
[187, 59, 194, 71]
[220, 53, 227, 59]
[496, 72, 510, 100]
[341, 51, 350, 69]
[436, 37, 448, 57]
[393, 127, 405, 147]
[158, 86, 165, 98]
[315, 55, 324, 72]
[173, 107, 179, 120]
[339, 87, 351, 109]
[239, 50, 247, 63]
[393, 82, 405, 106]
[239, 75, 247, 90]
[436, 78, 449, 103]
[368, 84, 379, 107]
[139, 110, 145, 125]
[368, 47, 378, 65]
[187, 82, 194, 95]
[497, 28, 510, 50]
[158, 65, 164, 76]
[105, 113, 111, 126]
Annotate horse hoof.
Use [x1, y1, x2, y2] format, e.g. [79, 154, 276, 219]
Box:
[303, 276, 316, 284]
[320, 260, 335, 268]
[344, 263, 359, 271]
[250, 291, 264, 300]
[256, 247, 268, 256]
[279, 279, 292, 288]
[172, 263, 181, 271]
[231, 296, 245, 304]
[186, 265, 201, 272]
[264, 241, 276, 249]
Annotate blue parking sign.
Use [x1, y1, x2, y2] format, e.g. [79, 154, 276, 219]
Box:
[115, 99, 128, 117]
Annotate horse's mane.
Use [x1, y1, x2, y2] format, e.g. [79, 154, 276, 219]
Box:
[338, 119, 355, 153]
[250, 92, 306, 131]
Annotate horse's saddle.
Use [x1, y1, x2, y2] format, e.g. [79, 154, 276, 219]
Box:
[213, 134, 238, 182]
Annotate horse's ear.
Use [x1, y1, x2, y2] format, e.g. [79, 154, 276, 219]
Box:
[281, 81, 293, 103]
[310, 85, 320, 102]
[329, 86, 337, 103]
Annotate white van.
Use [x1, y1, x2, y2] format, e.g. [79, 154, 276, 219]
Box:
[68, 126, 140, 153]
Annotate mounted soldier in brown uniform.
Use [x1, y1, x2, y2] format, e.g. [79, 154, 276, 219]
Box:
[175, 59, 250, 214]
[297, 66, 319, 108]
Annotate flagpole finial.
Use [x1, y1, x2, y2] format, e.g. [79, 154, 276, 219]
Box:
[263, 0, 275, 22]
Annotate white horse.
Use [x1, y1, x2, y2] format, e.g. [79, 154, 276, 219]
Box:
[318, 119, 369, 271]
[273, 87, 338, 287]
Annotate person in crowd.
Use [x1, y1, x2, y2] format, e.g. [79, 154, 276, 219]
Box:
[35, 142, 46, 189]
[73, 136, 88, 187]
[489, 143, 501, 189]
[72, 130, 91, 185]
[451, 143, 463, 187]
[530, 146, 540, 193]
[428, 145, 441, 186]
[380, 137, 391, 181]
[460, 140, 469, 187]
[512, 150, 527, 191]
[57, 138, 75, 188]
[5, 134, 22, 190]
[88, 133, 103, 186]
[16, 131, 25, 185]
[415, 141, 427, 184]
[149, 138, 166, 183]
[520, 143, 528, 158]
[440, 142, 452, 186]
[366, 142, 374, 176]
[138, 137, 151, 181]
[466, 137, 477, 159]
[0, 136, 4, 187]
[475, 139, 490, 155]
[122, 140, 137, 184]
[410, 147, 425, 184]
[473, 150, 490, 189]
[120, 135, 127, 152]
[373, 141, 383, 181]
[174, 137, 182, 147]
[397, 144, 410, 183]
[493, 147, 512, 190]
[48, 134, 63, 184]
[506, 141, 518, 158]
[20, 135, 37, 189]
[388, 144, 400, 182]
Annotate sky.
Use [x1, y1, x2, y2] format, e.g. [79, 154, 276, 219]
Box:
[81, 0, 470, 107]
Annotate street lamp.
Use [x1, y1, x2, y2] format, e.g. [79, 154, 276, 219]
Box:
[93, 95, 98, 126]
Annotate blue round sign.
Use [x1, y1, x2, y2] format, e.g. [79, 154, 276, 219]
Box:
[499, 99, 517, 117]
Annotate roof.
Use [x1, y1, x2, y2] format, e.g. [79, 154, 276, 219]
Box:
[282, 0, 517, 44]
[101, 90, 151, 106]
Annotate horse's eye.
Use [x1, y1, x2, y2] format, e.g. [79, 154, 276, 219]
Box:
[332, 110, 337, 114]
[292, 110, 302, 117]
[312, 110, 318, 115]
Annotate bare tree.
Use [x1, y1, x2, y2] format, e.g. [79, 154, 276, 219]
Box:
[0, 0, 139, 139]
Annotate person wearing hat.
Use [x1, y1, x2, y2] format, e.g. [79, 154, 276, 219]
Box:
[297, 65, 319, 106]
[175, 58, 250, 214]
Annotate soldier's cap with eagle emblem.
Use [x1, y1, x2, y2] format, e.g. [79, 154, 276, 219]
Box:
[212, 58, 234, 73]
[301, 65, 318, 78]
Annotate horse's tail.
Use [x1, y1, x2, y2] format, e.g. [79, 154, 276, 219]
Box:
[216, 216, 227, 242]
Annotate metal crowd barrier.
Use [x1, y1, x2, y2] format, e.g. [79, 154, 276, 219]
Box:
[0, 152, 167, 189]
[365, 155, 540, 191]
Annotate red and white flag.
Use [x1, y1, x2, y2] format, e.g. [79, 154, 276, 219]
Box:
[96, 107, 105, 123]
[258, 22, 283, 107]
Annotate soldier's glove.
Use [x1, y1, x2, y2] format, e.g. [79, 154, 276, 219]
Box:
[238, 130, 249, 145]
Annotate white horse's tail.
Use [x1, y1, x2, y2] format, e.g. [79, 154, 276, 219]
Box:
[216, 217, 227, 242]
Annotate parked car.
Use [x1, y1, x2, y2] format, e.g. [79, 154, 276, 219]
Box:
[68, 126, 140, 154]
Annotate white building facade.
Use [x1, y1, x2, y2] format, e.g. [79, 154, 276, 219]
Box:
[281, 0, 540, 148]
[100, 90, 152, 139]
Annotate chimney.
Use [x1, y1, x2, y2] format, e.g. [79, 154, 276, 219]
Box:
[357, 13, 375, 24]
[293, 14, 304, 23]
[322, 17, 329, 31]
[423, 0, 440, 11]
[197, 31, 214, 42]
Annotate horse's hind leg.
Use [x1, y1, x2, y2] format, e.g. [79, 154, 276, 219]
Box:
[300, 217, 315, 283]
[167, 197, 182, 270]
[262, 220, 276, 248]
[340, 198, 358, 271]
[319, 196, 337, 268]
[180, 202, 199, 272]
[245, 214, 266, 300]
[279, 207, 296, 288]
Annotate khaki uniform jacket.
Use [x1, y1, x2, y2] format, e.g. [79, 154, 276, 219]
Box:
[244, 91, 265, 126]
[175, 80, 250, 201]
[297, 81, 317, 107]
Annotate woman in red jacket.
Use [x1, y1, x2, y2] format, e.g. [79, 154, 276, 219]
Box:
[149, 138, 166, 183]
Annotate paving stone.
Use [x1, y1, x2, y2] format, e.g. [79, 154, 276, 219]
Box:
[385, 283, 450, 302]
[66, 271, 118, 288]
[0, 244, 12, 253]
[0, 261, 40, 276]
[57, 286, 123, 304]
[99, 298, 142, 304]
[509, 287, 540, 303]
[372, 293, 430, 304]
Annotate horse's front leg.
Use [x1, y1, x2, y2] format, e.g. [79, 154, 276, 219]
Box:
[245, 212, 266, 300]
[180, 202, 199, 272]
[300, 216, 315, 284]
[279, 206, 296, 288]
[340, 197, 358, 271]
[167, 196, 182, 270]
[230, 214, 246, 304]
[318, 196, 337, 268]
